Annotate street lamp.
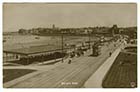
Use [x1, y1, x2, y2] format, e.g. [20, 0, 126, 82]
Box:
[88, 30, 91, 49]
[61, 30, 64, 63]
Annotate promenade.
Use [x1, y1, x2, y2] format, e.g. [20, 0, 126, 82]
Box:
[4, 40, 122, 88]
[84, 48, 121, 88]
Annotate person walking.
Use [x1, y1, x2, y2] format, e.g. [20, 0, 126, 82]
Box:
[109, 52, 112, 57]
[68, 57, 72, 64]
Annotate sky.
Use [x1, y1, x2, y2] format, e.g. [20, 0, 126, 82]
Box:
[3, 3, 137, 32]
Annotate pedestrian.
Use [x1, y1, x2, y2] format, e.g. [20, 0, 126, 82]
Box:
[109, 52, 112, 57]
[68, 58, 72, 64]
[81, 51, 84, 55]
[114, 44, 116, 47]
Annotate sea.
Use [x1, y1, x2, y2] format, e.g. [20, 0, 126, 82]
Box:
[3, 34, 96, 50]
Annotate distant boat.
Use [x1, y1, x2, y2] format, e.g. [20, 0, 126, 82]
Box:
[35, 36, 40, 39]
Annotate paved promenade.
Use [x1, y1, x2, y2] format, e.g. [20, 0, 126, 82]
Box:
[84, 48, 121, 88]
[4, 41, 121, 88]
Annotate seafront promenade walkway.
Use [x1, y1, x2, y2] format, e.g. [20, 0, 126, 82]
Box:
[4, 40, 122, 88]
[84, 47, 121, 88]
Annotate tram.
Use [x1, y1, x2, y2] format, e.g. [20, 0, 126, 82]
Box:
[92, 41, 101, 56]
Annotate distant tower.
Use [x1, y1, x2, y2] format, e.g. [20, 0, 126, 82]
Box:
[52, 24, 55, 29]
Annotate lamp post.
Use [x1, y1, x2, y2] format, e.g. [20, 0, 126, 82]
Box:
[88, 30, 91, 49]
[61, 30, 64, 63]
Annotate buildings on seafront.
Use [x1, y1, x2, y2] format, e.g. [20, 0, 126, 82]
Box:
[17, 24, 123, 36]
[17, 24, 137, 38]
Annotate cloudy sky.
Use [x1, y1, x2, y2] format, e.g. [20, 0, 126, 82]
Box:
[3, 3, 137, 32]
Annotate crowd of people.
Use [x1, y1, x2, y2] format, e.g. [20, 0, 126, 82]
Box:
[70, 49, 85, 58]
[66, 46, 90, 64]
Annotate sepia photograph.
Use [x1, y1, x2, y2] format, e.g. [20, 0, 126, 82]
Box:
[3, 3, 137, 88]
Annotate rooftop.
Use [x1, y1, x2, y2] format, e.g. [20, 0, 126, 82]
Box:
[3, 45, 70, 55]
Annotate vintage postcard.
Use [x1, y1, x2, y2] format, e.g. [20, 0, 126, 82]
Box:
[3, 3, 137, 88]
